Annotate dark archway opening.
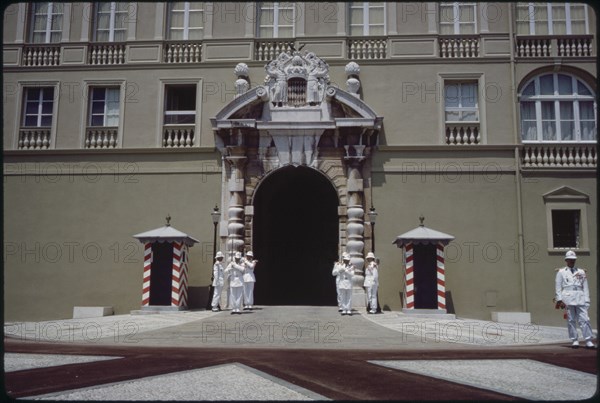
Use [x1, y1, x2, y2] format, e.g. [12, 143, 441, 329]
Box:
[253, 166, 339, 305]
[413, 244, 438, 309]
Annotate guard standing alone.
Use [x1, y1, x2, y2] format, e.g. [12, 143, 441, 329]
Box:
[555, 250, 596, 348]
[364, 252, 379, 314]
[211, 251, 225, 312]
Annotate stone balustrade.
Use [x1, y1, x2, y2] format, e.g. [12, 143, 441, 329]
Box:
[522, 143, 597, 168]
[88, 43, 126, 65]
[348, 37, 387, 60]
[18, 128, 51, 149]
[445, 124, 481, 145]
[164, 42, 202, 63]
[163, 125, 195, 147]
[439, 36, 479, 58]
[22, 45, 61, 66]
[516, 35, 593, 58]
[254, 40, 295, 61]
[85, 127, 118, 149]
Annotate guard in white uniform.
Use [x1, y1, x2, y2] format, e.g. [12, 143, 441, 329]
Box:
[211, 251, 225, 312]
[332, 253, 354, 315]
[364, 252, 379, 314]
[225, 252, 245, 314]
[332, 260, 342, 311]
[242, 251, 258, 310]
[555, 250, 595, 348]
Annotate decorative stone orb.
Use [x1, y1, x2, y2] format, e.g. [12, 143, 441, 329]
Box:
[347, 77, 361, 94]
[345, 61, 360, 77]
[234, 63, 249, 78]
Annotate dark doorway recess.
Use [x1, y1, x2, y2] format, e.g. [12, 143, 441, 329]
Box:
[149, 242, 173, 306]
[253, 166, 339, 305]
[413, 244, 438, 309]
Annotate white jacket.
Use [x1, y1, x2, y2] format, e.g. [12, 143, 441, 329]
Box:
[332, 263, 354, 290]
[555, 266, 590, 306]
[242, 259, 256, 283]
[212, 262, 224, 287]
[364, 262, 379, 287]
[225, 261, 245, 288]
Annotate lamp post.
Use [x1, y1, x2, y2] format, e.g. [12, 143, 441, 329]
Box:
[207, 205, 221, 309]
[368, 206, 378, 253]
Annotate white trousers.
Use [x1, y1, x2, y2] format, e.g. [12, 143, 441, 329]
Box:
[243, 282, 254, 306]
[339, 288, 352, 312]
[230, 286, 243, 311]
[336, 282, 341, 308]
[211, 284, 223, 308]
[366, 285, 378, 311]
[566, 304, 594, 340]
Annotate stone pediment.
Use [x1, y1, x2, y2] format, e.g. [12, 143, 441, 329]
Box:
[542, 186, 590, 202]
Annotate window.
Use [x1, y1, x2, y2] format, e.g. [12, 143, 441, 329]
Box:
[520, 73, 596, 142]
[544, 186, 590, 251]
[349, 2, 385, 36]
[89, 87, 120, 126]
[164, 85, 197, 124]
[22, 87, 54, 127]
[29, 2, 63, 43]
[516, 3, 589, 35]
[257, 2, 294, 38]
[168, 2, 204, 40]
[551, 210, 580, 248]
[445, 82, 479, 123]
[94, 2, 129, 42]
[439, 2, 476, 35]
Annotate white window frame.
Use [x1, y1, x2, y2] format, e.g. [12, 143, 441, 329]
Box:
[349, 2, 386, 36]
[257, 2, 296, 38]
[82, 80, 126, 148]
[516, 3, 589, 35]
[438, 73, 487, 144]
[519, 73, 597, 143]
[14, 81, 60, 149]
[167, 2, 204, 40]
[439, 2, 477, 35]
[444, 81, 480, 123]
[29, 2, 63, 43]
[22, 87, 55, 127]
[157, 78, 202, 147]
[94, 2, 129, 42]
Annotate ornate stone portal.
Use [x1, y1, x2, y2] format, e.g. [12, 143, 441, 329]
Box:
[211, 51, 383, 307]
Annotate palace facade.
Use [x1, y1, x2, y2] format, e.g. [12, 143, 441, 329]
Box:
[3, 2, 596, 326]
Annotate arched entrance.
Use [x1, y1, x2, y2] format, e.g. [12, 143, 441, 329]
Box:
[253, 166, 339, 305]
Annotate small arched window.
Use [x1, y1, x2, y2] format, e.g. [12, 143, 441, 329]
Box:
[520, 73, 596, 142]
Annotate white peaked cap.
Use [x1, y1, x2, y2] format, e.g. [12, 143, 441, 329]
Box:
[234, 252, 242, 259]
[215, 251, 224, 259]
[246, 251, 254, 257]
[565, 250, 577, 260]
[366, 252, 376, 259]
[342, 253, 351, 260]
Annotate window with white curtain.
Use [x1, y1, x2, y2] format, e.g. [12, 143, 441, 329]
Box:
[439, 2, 476, 35]
[349, 2, 385, 36]
[168, 2, 204, 40]
[30, 2, 63, 43]
[520, 73, 596, 142]
[94, 2, 129, 42]
[89, 87, 120, 127]
[445, 82, 479, 122]
[257, 2, 295, 38]
[22, 88, 55, 127]
[516, 3, 589, 35]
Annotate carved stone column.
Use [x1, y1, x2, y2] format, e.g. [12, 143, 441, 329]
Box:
[225, 146, 247, 260]
[344, 150, 366, 308]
